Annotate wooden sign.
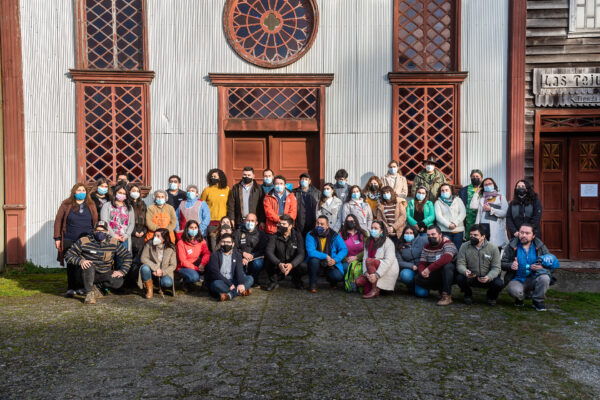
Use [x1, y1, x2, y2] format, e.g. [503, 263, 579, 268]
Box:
[533, 67, 600, 107]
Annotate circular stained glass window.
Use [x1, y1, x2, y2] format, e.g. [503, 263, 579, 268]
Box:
[223, 0, 319, 68]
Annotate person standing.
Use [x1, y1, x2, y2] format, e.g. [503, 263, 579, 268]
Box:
[506, 179, 543, 239]
[54, 183, 98, 297]
[459, 169, 483, 240]
[166, 175, 187, 209]
[333, 169, 350, 202]
[145, 190, 177, 243]
[406, 186, 435, 232]
[201, 168, 230, 234]
[293, 173, 321, 237]
[90, 177, 112, 213]
[100, 183, 135, 251]
[305, 216, 348, 293]
[316, 183, 344, 232]
[375, 186, 407, 245]
[175, 184, 211, 238]
[227, 167, 265, 229]
[434, 183, 466, 252]
[470, 177, 509, 249]
[261, 169, 275, 194]
[264, 214, 307, 290]
[411, 155, 446, 202]
[363, 176, 383, 213]
[341, 185, 373, 234]
[381, 160, 408, 198]
[263, 175, 298, 235]
[128, 184, 147, 265]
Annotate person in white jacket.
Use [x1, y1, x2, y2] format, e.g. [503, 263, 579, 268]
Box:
[470, 177, 509, 249]
[341, 185, 373, 235]
[434, 183, 466, 251]
[315, 183, 344, 232]
[381, 160, 408, 199]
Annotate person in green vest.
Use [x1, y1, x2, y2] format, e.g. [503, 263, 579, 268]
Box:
[459, 169, 483, 240]
[411, 155, 446, 202]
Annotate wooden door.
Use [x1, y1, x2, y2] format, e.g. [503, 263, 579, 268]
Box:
[224, 135, 268, 185]
[539, 137, 568, 259]
[569, 137, 600, 260]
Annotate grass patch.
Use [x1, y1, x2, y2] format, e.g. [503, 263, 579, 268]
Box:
[0, 261, 66, 297]
[547, 290, 600, 320]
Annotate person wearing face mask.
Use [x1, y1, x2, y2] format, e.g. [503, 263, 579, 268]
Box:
[138, 228, 177, 298]
[263, 175, 298, 235]
[411, 155, 447, 202]
[205, 233, 254, 301]
[264, 214, 307, 290]
[175, 184, 211, 239]
[261, 169, 275, 194]
[340, 214, 368, 272]
[54, 182, 99, 297]
[375, 186, 407, 246]
[415, 225, 458, 306]
[396, 224, 429, 293]
[341, 185, 373, 234]
[333, 169, 350, 202]
[354, 221, 400, 299]
[305, 216, 348, 293]
[470, 177, 509, 249]
[234, 213, 267, 286]
[208, 216, 234, 253]
[506, 179, 543, 239]
[293, 172, 321, 237]
[128, 184, 147, 267]
[166, 175, 187, 209]
[176, 220, 211, 291]
[407, 186, 436, 233]
[64, 221, 132, 304]
[316, 183, 344, 232]
[459, 169, 483, 239]
[455, 224, 503, 305]
[227, 166, 265, 229]
[362, 176, 383, 213]
[100, 183, 135, 252]
[381, 160, 408, 199]
[90, 177, 112, 213]
[434, 183, 466, 252]
[145, 190, 177, 243]
[201, 169, 230, 234]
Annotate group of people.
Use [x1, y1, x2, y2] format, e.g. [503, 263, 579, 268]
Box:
[54, 155, 557, 311]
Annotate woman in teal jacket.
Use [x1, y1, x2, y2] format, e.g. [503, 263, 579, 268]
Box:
[406, 186, 436, 233]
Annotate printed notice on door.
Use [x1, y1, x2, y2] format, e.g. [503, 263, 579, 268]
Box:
[581, 184, 598, 197]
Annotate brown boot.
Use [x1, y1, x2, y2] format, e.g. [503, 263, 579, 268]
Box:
[242, 288, 252, 296]
[363, 286, 380, 299]
[437, 292, 453, 306]
[143, 279, 153, 299]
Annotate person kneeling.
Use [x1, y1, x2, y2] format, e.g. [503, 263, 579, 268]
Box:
[264, 214, 307, 291]
[414, 225, 458, 306]
[205, 234, 253, 301]
[138, 228, 177, 298]
[455, 224, 503, 306]
[64, 221, 132, 305]
[354, 221, 400, 299]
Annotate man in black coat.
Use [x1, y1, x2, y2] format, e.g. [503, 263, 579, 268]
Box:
[264, 214, 307, 291]
[234, 213, 267, 286]
[205, 233, 254, 301]
[227, 166, 265, 228]
[292, 172, 321, 236]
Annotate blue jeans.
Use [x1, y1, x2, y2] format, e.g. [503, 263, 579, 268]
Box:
[178, 268, 202, 284]
[443, 232, 464, 253]
[140, 265, 173, 288]
[400, 268, 416, 289]
[246, 258, 264, 282]
[209, 274, 254, 299]
[308, 258, 344, 286]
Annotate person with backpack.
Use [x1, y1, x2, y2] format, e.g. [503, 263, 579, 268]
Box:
[340, 214, 368, 292]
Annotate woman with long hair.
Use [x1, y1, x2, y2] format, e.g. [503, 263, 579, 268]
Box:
[207, 216, 233, 253]
[53, 182, 98, 297]
[90, 177, 112, 213]
[176, 220, 211, 290]
[316, 182, 343, 232]
[406, 186, 435, 234]
[434, 183, 466, 251]
[381, 160, 408, 198]
[145, 190, 177, 243]
[374, 185, 407, 245]
[100, 183, 135, 251]
[341, 185, 373, 234]
[470, 177, 509, 248]
[138, 228, 177, 298]
[201, 168, 230, 235]
[506, 179, 543, 238]
[362, 176, 383, 213]
[129, 184, 147, 264]
[396, 224, 428, 293]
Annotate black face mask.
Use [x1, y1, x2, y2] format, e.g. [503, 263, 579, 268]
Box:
[470, 237, 480, 246]
[221, 244, 233, 253]
[370, 184, 379, 191]
[242, 177, 253, 184]
[94, 232, 107, 242]
[471, 178, 481, 187]
[277, 226, 288, 235]
[428, 237, 439, 246]
[345, 221, 356, 230]
[209, 178, 220, 185]
[516, 188, 527, 198]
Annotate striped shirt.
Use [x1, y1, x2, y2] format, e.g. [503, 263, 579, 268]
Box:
[65, 234, 132, 274]
[382, 204, 396, 225]
[417, 237, 457, 273]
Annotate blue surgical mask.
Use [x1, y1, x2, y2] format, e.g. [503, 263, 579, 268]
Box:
[263, 177, 273, 185]
[403, 234, 415, 243]
[97, 187, 108, 195]
[484, 185, 494, 193]
[155, 198, 166, 206]
[74, 192, 86, 201]
[187, 191, 197, 200]
[188, 229, 198, 237]
[416, 193, 426, 201]
[441, 192, 451, 200]
[370, 229, 381, 238]
[337, 180, 346, 187]
[383, 193, 392, 201]
[169, 182, 178, 191]
[300, 180, 309, 188]
[316, 226, 325, 235]
[285, 183, 294, 191]
[389, 167, 398, 175]
[245, 222, 256, 231]
[275, 184, 285, 193]
[323, 189, 332, 198]
[351, 192, 361, 200]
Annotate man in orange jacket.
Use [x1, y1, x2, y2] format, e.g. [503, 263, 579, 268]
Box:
[263, 175, 298, 234]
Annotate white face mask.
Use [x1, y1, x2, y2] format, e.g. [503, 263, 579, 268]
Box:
[425, 164, 435, 172]
[130, 192, 140, 200]
[152, 236, 162, 246]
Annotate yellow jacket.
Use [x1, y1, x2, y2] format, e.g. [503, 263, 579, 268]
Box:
[201, 185, 230, 221]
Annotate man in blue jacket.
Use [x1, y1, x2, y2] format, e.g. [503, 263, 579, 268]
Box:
[305, 215, 348, 293]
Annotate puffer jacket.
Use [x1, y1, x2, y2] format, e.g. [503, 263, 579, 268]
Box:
[501, 237, 550, 285]
[396, 233, 428, 270]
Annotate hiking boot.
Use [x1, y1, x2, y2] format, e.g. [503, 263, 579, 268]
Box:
[265, 281, 279, 291]
[219, 293, 231, 302]
[309, 284, 317, 293]
[437, 292, 453, 306]
[93, 285, 104, 299]
[64, 289, 75, 298]
[463, 296, 472, 305]
[143, 279, 153, 299]
[75, 288, 86, 296]
[84, 291, 96, 305]
[532, 300, 547, 312]
[242, 288, 252, 296]
[362, 287, 380, 299]
[487, 298, 497, 306]
[514, 299, 524, 307]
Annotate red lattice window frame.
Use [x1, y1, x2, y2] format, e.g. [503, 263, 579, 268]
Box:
[227, 87, 319, 120]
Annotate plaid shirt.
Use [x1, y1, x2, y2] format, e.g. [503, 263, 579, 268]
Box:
[65, 234, 132, 275]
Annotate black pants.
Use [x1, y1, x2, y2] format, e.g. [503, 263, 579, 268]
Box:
[265, 261, 307, 285]
[456, 274, 504, 300]
[82, 268, 125, 293]
[415, 262, 455, 294]
[63, 239, 82, 290]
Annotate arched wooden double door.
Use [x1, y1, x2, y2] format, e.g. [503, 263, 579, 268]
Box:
[223, 132, 320, 187]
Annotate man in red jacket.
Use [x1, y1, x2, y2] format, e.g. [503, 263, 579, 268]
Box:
[263, 175, 298, 234]
[415, 225, 458, 306]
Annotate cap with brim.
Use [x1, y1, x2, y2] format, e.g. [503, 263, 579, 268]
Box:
[94, 221, 109, 231]
[424, 155, 440, 166]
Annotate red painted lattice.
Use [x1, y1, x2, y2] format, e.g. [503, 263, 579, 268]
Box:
[397, 86, 455, 181]
[396, 0, 455, 72]
[541, 116, 600, 129]
[85, 0, 144, 70]
[228, 87, 318, 119]
[83, 84, 145, 182]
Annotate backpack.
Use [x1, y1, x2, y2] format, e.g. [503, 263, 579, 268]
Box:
[344, 260, 364, 293]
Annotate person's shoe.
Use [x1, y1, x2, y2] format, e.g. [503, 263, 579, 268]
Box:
[437, 293, 453, 306]
[84, 291, 96, 305]
[93, 285, 104, 299]
[487, 298, 497, 306]
[143, 279, 153, 299]
[463, 296, 472, 305]
[265, 281, 279, 291]
[219, 293, 231, 302]
[362, 287, 380, 299]
[242, 288, 252, 296]
[514, 299, 524, 307]
[64, 289, 75, 298]
[75, 288, 86, 296]
[309, 284, 317, 293]
[532, 300, 547, 312]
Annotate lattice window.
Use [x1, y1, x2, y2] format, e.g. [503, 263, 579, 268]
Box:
[396, 86, 455, 181]
[395, 0, 455, 72]
[228, 87, 318, 119]
[541, 116, 600, 128]
[82, 84, 146, 182]
[84, 0, 144, 70]
[542, 143, 562, 171]
[580, 142, 599, 171]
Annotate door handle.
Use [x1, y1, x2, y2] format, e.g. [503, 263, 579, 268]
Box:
[571, 196, 574, 212]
